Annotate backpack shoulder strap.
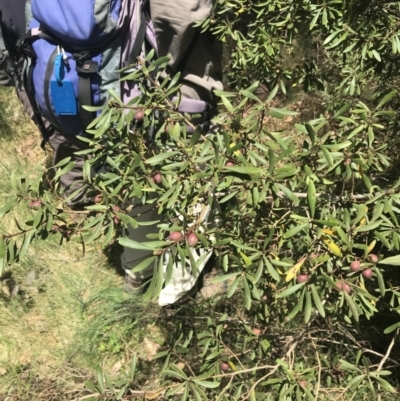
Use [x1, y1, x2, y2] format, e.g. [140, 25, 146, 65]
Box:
[15, 28, 53, 147]
[24, 57, 52, 148]
[122, 0, 153, 68]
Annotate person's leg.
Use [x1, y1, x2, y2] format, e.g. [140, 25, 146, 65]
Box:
[45, 130, 101, 208]
[150, 0, 223, 104]
[121, 0, 223, 305]
[121, 201, 217, 303]
[121, 202, 160, 290]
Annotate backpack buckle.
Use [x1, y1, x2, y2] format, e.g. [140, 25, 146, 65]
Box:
[22, 45, 36, 59]
[0, 48, 8, 64]
[76, 60, 99, 74]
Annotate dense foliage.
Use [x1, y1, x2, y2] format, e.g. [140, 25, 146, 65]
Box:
[2, 0, 400, 399]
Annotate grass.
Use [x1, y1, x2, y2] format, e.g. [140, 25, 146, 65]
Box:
[0, 87, 165, 399]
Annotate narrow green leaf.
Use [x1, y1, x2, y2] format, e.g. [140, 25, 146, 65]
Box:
[372, 49, 381, 61]
[379, 255, 400, 266]
[343, 290, 359, 322]
[52, 156, 72, 169]
[104, 373, 114, 392]
[307, 179, 316, 219]
[84, 381, 100, 394]
[276, 282, 306, 299]
[243, 277, 252, 310]
[339, 360, 362, 372]
[101, 216, 113, 244]
[268, 108, 298, 119]
[145, 151, 179, 165]
[53, 162, 76, 182]
[332, 103, 351, 119]
[276, 184, 299, 203]
[150, 56, 171, 67]
[355, 221, 382, 233]
[130, 256, 157, 274]
[0, 200, 16, 219]
[227, 276, 241, 298]
[19, 230, 36, 260]
[189, 383, 205, 401]
[305, 123, 316, 145]
[323, 29, 342, 45]
[375, 267, 386, 296]
[374, 231, 391, 249]
[162, 370, 187, 380]
[265, 258, 280, 282]
[373, 376, 395, 392]
[311, 284, 325, 317]
[383, 322, 400, 334]
[283, 223, 308, 239]
[347, 374, 365, 389]
[287, 288, 305, 320]
[118, 237, 158, 251]
[96, 367, 105, 394]
[230, 241, 258, 252]
[239, 89, 262, 104]
[220, 95, 234, 112]
[107, 88, 123, 105]
[210, 272, 240, 283]
[0, 236, 5, 260]
[222, 166, 263, 175]
[266, 85, 279, 103]
[167, 71, 181, 91]
[304, 290, 312, 323]
[193, 380, 220, 389]
[320, 146, 333, 167]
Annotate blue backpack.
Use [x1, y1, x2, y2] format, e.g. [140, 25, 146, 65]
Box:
[21, 0, 158, 137]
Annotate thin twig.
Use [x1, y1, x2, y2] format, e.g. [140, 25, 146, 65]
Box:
[210, 363, 277, 379]
[218, 338, 245, 370]
[215, 375, 234, 401]
[376, 329, 398, 401]
[243, 341, 298, 400]
[377, 329, 398, 371]
[310, 336, 322, 401]
[308, 336, 400, 367]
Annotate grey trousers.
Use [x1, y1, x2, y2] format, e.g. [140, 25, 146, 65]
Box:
[122, 0, 223, 276]
[150, 0, 223, 104]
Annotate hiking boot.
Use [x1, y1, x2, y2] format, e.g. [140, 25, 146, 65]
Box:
[123, 275, 146, 294]
[158, 248, 213, 307]
[157, 203, 214, 307]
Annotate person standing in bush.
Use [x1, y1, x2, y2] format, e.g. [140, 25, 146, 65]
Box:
[0, 0, 223, 306]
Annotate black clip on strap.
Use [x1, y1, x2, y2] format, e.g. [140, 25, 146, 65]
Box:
[75, 59, 99, 130]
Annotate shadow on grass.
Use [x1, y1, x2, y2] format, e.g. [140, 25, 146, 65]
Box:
[0, 87, 34, 143]
[0, 88, 17, 141]
[102, 241, 125, 277]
